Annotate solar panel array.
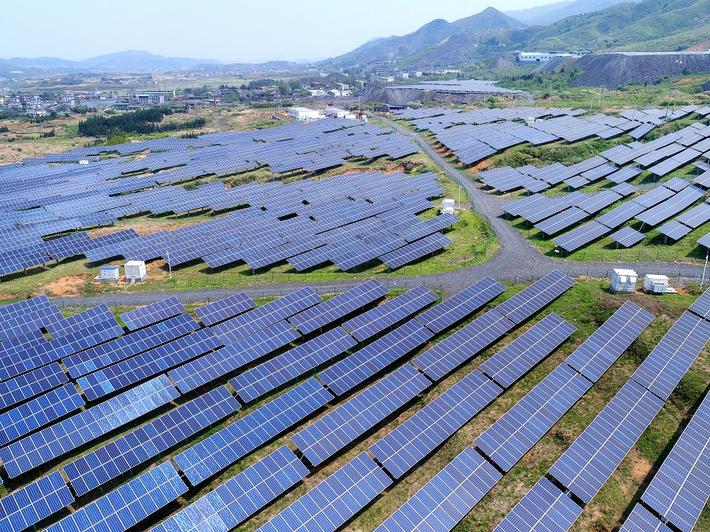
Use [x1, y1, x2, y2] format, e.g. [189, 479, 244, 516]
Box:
[0, 472, 74, 532]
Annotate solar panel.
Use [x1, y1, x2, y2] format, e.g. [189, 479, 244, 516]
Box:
[676, 201, 710, 228]
[194, 291, 255, 326]
[475, 363, 592, 472]
[380, 232, 451, 269]
[288, 280, 387, 334]
[376, 446, 501, 532]
[658, 219, 692, 240]
[549, 379, 665, 503]
[169, 320, 300, 394]
[0, 375, 178, 478]
[631, 311, 710, 401]
[480, 313, 576, 388]
[370, 370, 502, 479]
[293, 364, 430, 466]
[535, 207, 588, 236]
[153, 446, 309, 532]
[0, 295, 64, 342]
[688, 287, 710, 320]
[554, 221, 611, 252]
[231, 326, 356, 402]
[318, 319, 434, 396]
[565, 301, 653, 382]
[259, 452, 392, 532]
[412, 309, 515, 382]
[640, 392, 709, 532]
[342, 285, 437, 341]
[64, 386, 240, 496]
[174, 378, 332, 486]
[77, 327, 222, 400]
[0, 383, 84, 446]
[493, 477, 583, 532]
[46, 462, 187, 532]
[609, 226, 645, 247]
[120, 296, 186, 331]
[495, 270, 575, 325]
[636, 186, 705, 226]
[46, 304, 116, 338]
[0, 472, 74, 532]
[0, 362, 67, 410]
[621, 504, 673, 532]
[416, 277, 505, 334]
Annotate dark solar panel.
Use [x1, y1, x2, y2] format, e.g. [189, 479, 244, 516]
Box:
[120, 296, 186, 331]
[688, 287, 710, 320]
[495, 270, 575, 325]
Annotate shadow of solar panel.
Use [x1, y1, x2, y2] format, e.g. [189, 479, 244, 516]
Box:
[194, 292, 255, 326]
[494, 477, 583, 532]
[496, 271, 574, 325]
[0, 472, 74, 532]
[342, 285, 437, 342]
[688, 287, 710, 320]
[376, 446, 500, 532]
[121, 296, 186, 331]
[78, 327, 222, 401]
[416, 277, 504, 334]
[640, 392, 709, 532]
[211, 287, 320, 345]
[64, 386, 239, 496]
[174, 379, 332, 486]
[370, 370, 502, 479]
[260, 452, 392, 532]
[566, 301, 653, 382]
[63, 313, 200, 378]
[289, 280, 387, 334]
[621, 504, 673, 532]
[154, 446, 308, 532]
[480, 313, 575, 388]
[476, 363, 591, 472]
[232, 326, 356, 403]
[0, 383, 84, 446]
[47, 462, 187, 532]
[293, 364, 430, 466]
[549, 379, 664, 503]
[631, 311, 710, 401]
[0, 375, 178, 478]
[170, 320, 299, 394]
[412, 309, 515, 382]
[0, 362, 67, 410]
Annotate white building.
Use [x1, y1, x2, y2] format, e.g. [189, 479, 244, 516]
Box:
[324, 107, 358, 120]
[644, 274, 669, 294]
[609, 268, 637, 293]
[124, 260, 147, 282]
[517, 51, 587, 62]
[288, 107, 323, 122]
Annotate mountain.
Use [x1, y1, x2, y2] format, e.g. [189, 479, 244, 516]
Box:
[506, 0, 640, 26]
[325, 7, 525, 67]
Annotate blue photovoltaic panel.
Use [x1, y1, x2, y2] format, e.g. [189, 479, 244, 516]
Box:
[0, 375, 178, 478]
[479, 313, 575, 388]
[259, 452, 392, 532]
[494, 270, 575, 325]
[0, 362, 67, 410]
[78, 327, 222, 400]
[0, 472, 74, 532]
[231, 326, 356, 403]
[342, 285, 437, 342]
[0, 295, 64, 342]
[194, 291, 255, 326]
[0, 383, 84, 445]
[120, 296, 186, 331]
[292, 364, 430, 466]
[211, 287, 321, 344]
[288, 279, 387, 334]
[63, 313, 200, 378]
[370, 370, 502, 479]
[154, 446, 309, 532]
[688, 286, 710, 321]
[174, 378, 332, 486]
[169, 320, 300, 394]
[64, 386, 240, 496]
[631, 311, 710, 401]
[475, 363, 591, 472]
[549, 379, 665, 503]
[318, 319, 434, 396]
[565, 301, 654, 382]
[47, 462, 187, 532]
[0, 328, 47, 359]
[46, 304, 116, 338]
[412, 309, 515, 382]
[494, 477, 583, 532]
[640, 392, 709, 532]
[620, 504, 673, 532]
[416, 277, 504, 334]
[376, 446, 501, 532]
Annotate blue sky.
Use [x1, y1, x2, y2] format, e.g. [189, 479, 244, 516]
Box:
[3, 0, 551, 63]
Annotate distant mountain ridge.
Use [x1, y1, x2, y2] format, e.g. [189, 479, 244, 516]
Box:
[506, 0, 640, 26]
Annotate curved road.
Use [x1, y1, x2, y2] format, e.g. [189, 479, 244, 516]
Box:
[54, 121, 706, 307]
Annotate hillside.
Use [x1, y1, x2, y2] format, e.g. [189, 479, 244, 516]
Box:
[506, 0, 639, 26]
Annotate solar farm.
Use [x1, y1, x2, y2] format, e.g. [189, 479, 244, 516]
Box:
[0, 269, 706, 531]
[394, 105, 710, 259]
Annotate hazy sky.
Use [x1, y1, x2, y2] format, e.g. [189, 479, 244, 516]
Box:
[3, 0, 552, 63]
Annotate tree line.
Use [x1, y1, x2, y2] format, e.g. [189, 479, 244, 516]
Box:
[78, 108, 205, 137]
